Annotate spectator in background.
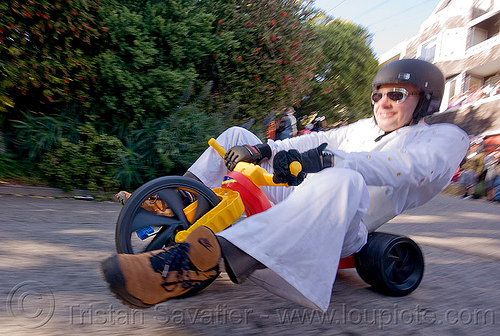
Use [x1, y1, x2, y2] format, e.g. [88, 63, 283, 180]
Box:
[494, 174, 500, 202]
[299, 123, 313, 135]
[275, 107, 298, 140]
[456, 138, 486, 199]
[312, 116, 326, 132]
[484, 149, 500, 201]
[263, 110, 278, 140]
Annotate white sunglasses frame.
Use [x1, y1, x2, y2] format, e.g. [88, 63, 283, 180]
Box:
[371, 88, 421, 105]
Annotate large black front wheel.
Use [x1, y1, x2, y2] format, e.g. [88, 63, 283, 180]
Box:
[115, 176, 220, 254]
[354, 232, 424, 296]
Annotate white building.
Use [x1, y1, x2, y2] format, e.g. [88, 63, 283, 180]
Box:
[378, 0, 500, 137]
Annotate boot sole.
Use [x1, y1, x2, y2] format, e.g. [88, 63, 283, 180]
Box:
[101, 255, 154, 309]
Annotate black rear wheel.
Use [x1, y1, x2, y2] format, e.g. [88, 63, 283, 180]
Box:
[354, 232, 424, 296]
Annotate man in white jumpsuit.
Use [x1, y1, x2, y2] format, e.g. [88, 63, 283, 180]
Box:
[102, 59, 469, 312]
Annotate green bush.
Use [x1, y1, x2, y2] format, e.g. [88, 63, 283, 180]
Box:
[112, 82, 229, 190]
[0, 152, 47, 186]
[114, 122, 160, 190]
[96, 0, 217, 130]
[39, 123, 123, 192]
[156, 108, 226, 173]
[0, 131, 45, 185]
[12, 112, 68, 160]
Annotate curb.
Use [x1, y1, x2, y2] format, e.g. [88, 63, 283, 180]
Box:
[0, 183, 106, 200]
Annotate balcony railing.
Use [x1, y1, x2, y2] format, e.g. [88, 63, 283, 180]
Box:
[467, 34, 500, 56]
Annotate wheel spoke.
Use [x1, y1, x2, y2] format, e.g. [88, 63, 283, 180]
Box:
[143, 225, 178, 252]
[400, 248, 412, 265]
[115, 176, 220, 254]
[387, 254, 399, 262]
[398, 264, 415, 279]
[156, 189, 190, 229]
[384, 261, 396, 278]
[192, 196, 212, 223]
[130, 208, 181, 232]
[393, 244, 405, 259]
[391, 265, 404, 283]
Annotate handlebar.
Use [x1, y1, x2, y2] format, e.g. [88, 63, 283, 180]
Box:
[289, 161, 302, 177]
[208, 138, 227, 157]
[208, 138, 302, 187]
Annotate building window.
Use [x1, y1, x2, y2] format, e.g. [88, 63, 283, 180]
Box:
[464, 74, 483, 92]
[448, 79, 457, 102]
[419, 37, 437, 62]
[469, 11, 500, 48]
[470, 27, 489, 47]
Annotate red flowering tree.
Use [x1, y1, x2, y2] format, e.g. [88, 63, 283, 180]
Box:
[0, 0, 106, 121]
[199, 0, 321, 122]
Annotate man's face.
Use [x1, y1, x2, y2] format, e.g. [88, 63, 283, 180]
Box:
[373, 83, 421, 132]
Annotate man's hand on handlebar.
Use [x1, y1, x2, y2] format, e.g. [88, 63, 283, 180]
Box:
[272, 149, 307, 186]
[273, 143, 334, 186]
[224, 143, 272, 171]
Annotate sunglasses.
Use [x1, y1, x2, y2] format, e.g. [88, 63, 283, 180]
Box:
[371, 88, 421, 104]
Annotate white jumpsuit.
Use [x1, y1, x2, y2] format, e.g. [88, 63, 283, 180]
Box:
[188, 117, 468, 311]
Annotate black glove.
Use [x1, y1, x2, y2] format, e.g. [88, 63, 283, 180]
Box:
[224, 143, 272, 171]
[273, 149, 307, 186]
[300, 143, 334, 173]
[272, 143, 334, 186]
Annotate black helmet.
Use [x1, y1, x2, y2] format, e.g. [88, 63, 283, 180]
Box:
[372, 59, 445, 122]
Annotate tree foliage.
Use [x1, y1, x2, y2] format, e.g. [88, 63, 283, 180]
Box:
[199, 0, 321, 122]
[302, 17, 379, 122]
[96, 0, 219, 130]
[0, 0, 106, 123]
[39, 123, 122, 191]
[0, 0, 380, 192]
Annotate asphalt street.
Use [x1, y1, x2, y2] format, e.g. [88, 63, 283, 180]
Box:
[0, 192, 499, 335]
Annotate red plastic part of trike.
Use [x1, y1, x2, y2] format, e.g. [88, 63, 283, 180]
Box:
[338, 254, 356, 269]
[222, 170, 272, 217]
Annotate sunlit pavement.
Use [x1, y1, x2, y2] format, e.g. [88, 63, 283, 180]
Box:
[0, 193, 498, 335]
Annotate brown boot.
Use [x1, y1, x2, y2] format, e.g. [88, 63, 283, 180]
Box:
[101, 226, 221, 308]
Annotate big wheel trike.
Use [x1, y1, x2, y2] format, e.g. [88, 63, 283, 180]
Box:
[114, 139, 424, 297]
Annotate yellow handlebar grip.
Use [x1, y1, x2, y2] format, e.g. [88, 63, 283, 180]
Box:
[208, 138, 226, 158]
[289, 161, 302, 177]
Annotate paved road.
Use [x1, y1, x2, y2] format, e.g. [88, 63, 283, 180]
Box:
[0, 193, 499, 335]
